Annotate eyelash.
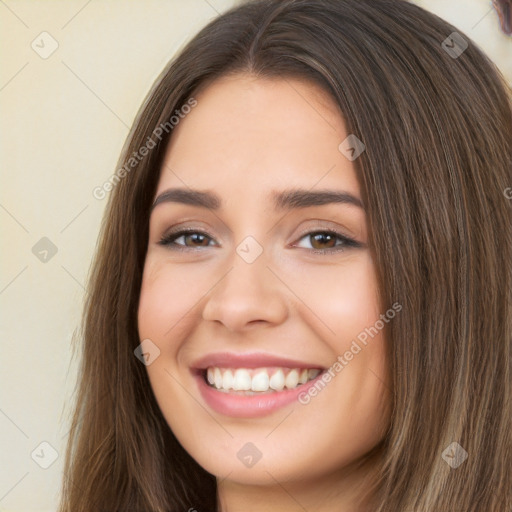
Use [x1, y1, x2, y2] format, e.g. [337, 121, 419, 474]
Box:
[157, 227, 361, 254]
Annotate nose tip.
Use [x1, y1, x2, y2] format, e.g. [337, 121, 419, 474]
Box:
[201, 259, 288, 332]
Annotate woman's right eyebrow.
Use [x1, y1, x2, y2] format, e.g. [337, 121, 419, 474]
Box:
[151, 188, 220, 212]
[150, 187, 364, 213]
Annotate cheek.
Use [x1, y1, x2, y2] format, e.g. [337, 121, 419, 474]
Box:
[331, 256, 381, 339]
[281, 253, 381, 342]
[137, 257, 201, 342]
[281, 254, 390, 433]
[137, 259, 200, 427]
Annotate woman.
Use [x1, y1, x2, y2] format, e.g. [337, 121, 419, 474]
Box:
[59, 0, 512, 510]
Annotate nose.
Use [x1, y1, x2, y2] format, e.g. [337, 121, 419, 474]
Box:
[201, 249, 289, 332]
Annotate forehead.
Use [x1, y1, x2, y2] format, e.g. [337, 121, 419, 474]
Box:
[156, 73, 360, 200]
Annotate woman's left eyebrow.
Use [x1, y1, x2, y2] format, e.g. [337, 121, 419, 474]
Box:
[151, 187, 364, 212]
[273, 188, 364, 210]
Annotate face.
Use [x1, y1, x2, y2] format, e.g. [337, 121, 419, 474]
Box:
[138, 73, 391, 488]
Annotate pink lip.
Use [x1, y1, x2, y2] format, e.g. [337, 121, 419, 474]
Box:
[190, 352, 326, 418]
[194, 373, 324, 417]
[191, 351, 325, 370]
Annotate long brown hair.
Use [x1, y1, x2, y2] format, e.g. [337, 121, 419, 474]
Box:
[59, 0, 512, 510]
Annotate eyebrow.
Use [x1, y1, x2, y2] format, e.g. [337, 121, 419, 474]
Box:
[150, 187, 364, 212]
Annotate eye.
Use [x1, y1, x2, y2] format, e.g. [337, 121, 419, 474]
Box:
[157, 228, 361, 253]
[294, 230, 361, 253]
[158, 229, 216, 249]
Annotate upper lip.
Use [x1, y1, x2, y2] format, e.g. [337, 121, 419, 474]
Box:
[191, 352, 327, 371]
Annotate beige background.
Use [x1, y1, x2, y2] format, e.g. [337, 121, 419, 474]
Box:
[1, 1, 510, 511]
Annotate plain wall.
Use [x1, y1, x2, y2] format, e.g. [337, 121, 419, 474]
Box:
[1, 1, 510, 510]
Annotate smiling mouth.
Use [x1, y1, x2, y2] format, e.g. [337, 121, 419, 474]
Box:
[202, 366, 323, 395]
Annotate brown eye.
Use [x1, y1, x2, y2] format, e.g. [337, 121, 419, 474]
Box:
[182, 233, 210, 247]
[310, 232, 337, 250]
[158, 230, 215, 248]
[294, 230, 361, 253]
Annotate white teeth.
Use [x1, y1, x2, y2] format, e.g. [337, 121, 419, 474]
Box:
[233, 369, 252, 391]
[269, 369, 285, 391]
[285, 369, 299, 389]
[205, 366, 323, 393]
[222, 370, 234, 390]
[214, 367, 222, 389]
[251, 370, 270, 391]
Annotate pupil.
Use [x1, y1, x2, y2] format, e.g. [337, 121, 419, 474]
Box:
[189, 233, 208, 246]
[312, 233, 334, 249]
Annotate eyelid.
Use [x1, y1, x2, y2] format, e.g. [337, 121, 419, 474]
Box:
[159, 226, 218, 248]
[295, 218, 362, 244]
[293, 221, 357, 243]
[158, 224, 362, 253]
[291, 228, 361, 252]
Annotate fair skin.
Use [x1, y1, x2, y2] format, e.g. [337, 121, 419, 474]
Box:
[138, 73, 391, 511]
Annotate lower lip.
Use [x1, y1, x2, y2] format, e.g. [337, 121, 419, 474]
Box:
[193, 370, 324, 418]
